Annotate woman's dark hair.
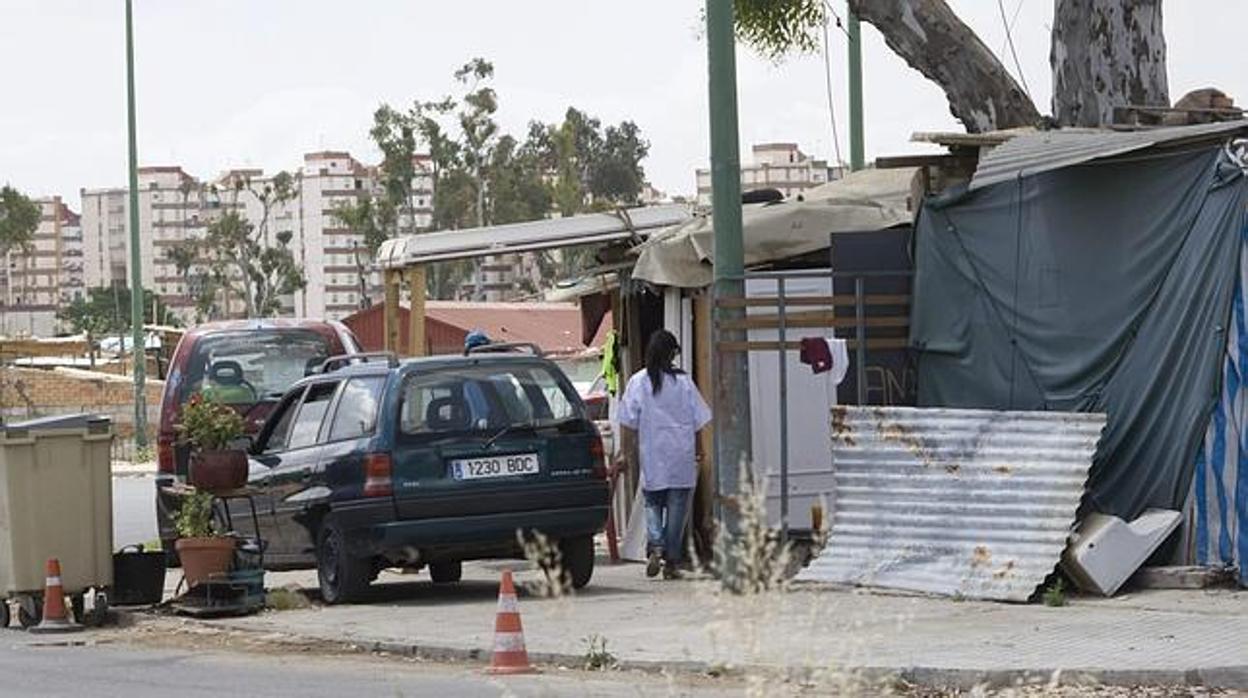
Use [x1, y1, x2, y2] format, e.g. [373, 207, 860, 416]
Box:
[645, 329, 681, 394]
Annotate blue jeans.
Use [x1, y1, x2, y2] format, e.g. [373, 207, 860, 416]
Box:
[643, 488, 692, 565]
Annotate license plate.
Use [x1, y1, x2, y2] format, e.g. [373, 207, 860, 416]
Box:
[451, 454, 540, 481]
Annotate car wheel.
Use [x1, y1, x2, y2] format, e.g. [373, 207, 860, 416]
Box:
[429, 561, 462, 585]
[316, 518, 370, 605]
[560, 535, 595, 590]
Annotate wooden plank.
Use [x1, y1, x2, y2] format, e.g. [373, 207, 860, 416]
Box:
[383, 269, 401, 355]
[716, 294, 910, 309]
[875, 154, 969, 169]
[718, 315, 909, 331]
[718, 337, 910, 353]
[407, 266, 427, 357]
[692, 292, 715, 557]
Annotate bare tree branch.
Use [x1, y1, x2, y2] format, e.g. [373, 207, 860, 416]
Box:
[847, 0, 1041, 132]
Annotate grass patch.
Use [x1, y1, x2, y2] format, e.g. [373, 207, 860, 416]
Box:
[266, 586, 313, 611]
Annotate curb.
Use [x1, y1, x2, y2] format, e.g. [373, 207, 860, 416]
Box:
[198, 619, 1248, 690]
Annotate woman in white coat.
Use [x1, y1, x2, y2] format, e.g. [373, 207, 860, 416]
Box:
[616, 330, 712, 579]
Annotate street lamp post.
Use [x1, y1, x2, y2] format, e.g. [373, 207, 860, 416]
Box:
[706, 0, 751, 591]
[126, 0, 147, 447]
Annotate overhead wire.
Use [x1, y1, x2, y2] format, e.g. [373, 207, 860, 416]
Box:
[821, 7, 845, 168]
[822, 0, 851, 39]
[998, 0, 1026, 57]
[996, 0, 1032, 100]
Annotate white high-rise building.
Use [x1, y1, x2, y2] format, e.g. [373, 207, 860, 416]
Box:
[695, 142, 842, 206]
[0, 196, 85, 336]
[79, 151, 434, 324]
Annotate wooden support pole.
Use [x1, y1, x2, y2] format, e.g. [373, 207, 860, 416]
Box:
[407, 265, 427, 358]
[383, 269, 401, 354]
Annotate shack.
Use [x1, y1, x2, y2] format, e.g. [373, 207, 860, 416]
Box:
[908, 121, 1248, 584]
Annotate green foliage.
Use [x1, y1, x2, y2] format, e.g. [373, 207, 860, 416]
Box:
[733, 0, 827, 60]
[174, 488, 219, 539]
[360, 58, 650, 298]
[0, 184, 39, 257]
[58, 287, 173, 341]
[582, 634, 617, 671]
[1043, 578, 1068, 607]
[332, 197, 395, 257]
[198, 203, 306, 318]
[176, 393, 245, 451]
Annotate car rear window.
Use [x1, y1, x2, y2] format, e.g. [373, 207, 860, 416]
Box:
[182, 329, 334, 405]
[399, 364, 582, 435]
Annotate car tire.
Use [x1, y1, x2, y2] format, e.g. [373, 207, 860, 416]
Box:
[316, 518, 371, 605]
[560, 535, 595, 590]
[429, 561, 462, 585]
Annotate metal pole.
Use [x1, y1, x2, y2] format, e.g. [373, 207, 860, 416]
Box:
[707, 0, 751, 590]
[126, 0, 147, 448]
[777, 277, 788, 546]
[854, 276, 867, 405]
[847, 10, 865, 171]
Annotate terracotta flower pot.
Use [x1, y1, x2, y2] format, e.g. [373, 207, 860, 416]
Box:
[174, 536, 235, 587]
[189, 449, 248, 493]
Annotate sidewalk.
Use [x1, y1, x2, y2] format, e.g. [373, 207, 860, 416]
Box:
[184, 559, 1248, 690]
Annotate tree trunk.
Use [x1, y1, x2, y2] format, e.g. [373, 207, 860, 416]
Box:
[847, 0, 1040, 132]
[1051, 0, 1168, 127]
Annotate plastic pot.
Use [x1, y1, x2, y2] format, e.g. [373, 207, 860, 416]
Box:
[189, 449, 248, 493]
[174, 537, 235, 588]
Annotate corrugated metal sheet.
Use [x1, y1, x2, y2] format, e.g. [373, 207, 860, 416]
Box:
[376, 204, 691, 268]
[970, 120, 1248, 190]
[796, 406, 1105, 601]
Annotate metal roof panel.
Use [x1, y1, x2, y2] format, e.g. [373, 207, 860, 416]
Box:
[969, 120, 1248, 190]
[375, 204, 692, 268]
[796, 406, 1105, 602]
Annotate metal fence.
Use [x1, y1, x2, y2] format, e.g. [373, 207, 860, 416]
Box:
[714, 264, 914, 542]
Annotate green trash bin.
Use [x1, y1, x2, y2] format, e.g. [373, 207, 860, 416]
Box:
[0, 414, 114, 627]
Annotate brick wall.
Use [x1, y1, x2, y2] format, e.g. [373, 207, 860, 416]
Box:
[0, 367, 163, 452]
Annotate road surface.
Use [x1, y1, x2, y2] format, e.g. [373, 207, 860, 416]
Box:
[0, 641, 724, 697]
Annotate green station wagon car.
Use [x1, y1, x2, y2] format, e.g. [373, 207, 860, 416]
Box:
[232, 349, 610, 603]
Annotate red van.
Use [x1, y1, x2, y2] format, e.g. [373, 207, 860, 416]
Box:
[155, 319, 360, 554]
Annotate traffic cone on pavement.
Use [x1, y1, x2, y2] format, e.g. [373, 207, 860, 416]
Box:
[487, 569, 536, 674]
[30, 559, 82, 634]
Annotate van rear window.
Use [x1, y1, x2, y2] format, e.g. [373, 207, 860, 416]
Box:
[399, 364, 581, 435]
[181, 330, 334, 405]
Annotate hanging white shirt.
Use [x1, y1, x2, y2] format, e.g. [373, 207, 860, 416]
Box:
[617, 370, 712, 491]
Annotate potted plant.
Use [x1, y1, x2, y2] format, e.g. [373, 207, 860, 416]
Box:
[173, 487, 234, 587]
[177, 393, 248, 493]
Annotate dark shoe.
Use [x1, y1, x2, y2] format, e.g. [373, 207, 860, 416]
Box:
[662, 564, 683, 581]
[646, 551, 662, 578]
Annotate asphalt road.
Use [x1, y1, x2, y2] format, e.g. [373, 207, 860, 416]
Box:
[0, 642, 722, 697]
[113, 475, 157, 548]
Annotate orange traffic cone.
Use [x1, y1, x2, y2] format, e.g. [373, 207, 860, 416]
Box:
[30, 559, 81, 634]
[487, 569, 536, 674]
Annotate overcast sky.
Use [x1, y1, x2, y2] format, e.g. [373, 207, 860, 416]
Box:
[2, 1, 1244, 210]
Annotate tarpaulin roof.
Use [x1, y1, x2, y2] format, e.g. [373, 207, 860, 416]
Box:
[631, 168, 917, 288]
[912, 143, 1248, 520]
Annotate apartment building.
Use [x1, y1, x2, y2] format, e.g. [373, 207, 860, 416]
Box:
[695, 142, 841, 206]
[79, 151, 434, 324]
[0, 196, 85, 336]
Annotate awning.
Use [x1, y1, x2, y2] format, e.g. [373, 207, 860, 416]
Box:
[375, 204, 692, 268]
[631, 168, 918, 288]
